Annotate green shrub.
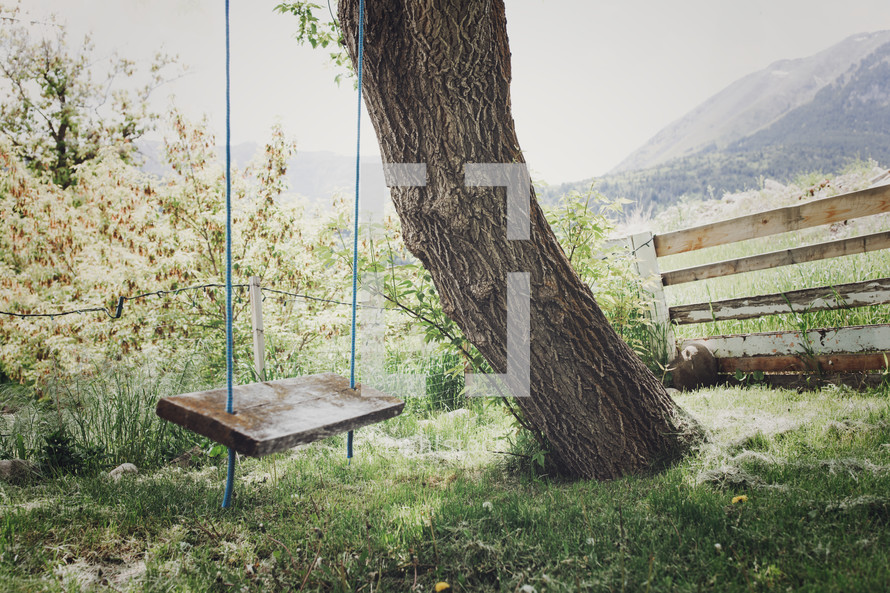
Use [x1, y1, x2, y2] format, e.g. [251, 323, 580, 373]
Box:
[544, 186, 664, 372]
[1, 352, 210, 472]
[38, 428, 104, 475]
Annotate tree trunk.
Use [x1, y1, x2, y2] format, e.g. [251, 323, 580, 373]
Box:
[339, 0, 699, 480]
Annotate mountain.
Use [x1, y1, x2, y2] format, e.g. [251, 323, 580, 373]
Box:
[540, 31, 890, 211]
[138, 140, 368, 207]
[612, 30, 890, 174]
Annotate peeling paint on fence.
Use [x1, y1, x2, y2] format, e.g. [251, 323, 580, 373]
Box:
[684, 324, 890, 358]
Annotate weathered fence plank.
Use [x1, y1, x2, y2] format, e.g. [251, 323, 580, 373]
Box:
[653, 184, 890, 256]
[662, 231, 890, 286]
[629, 231, 676, 358]
[717, 352, 890, 373]
[681, 324, 890, 358]
[669, 278, 890, 325]
[249, 276, 266, 381]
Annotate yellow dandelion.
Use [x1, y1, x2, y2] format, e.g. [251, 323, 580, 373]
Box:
[435, 583, 452, 592]
[732, 495, 748, 504]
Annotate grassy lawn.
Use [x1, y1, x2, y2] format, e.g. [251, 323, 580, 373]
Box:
[2, 383, 889, 592]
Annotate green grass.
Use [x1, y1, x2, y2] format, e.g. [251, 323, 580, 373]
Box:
[2, 383, 889, 592]
[0, 358, 208, 472]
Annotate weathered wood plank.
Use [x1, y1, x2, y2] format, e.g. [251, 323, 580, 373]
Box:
[662, 231, 890, 286]
[717, 352, 890, 373]
[156, 373, 404, 457]
[249, 276, 266, 380]
[669, 278, 890, 325]
[654, 184, 890, 256]
[630, 231, 676, 358]
[681, 324, 890, 358]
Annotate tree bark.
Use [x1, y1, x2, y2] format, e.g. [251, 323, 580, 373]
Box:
[339, 0, 699, 480]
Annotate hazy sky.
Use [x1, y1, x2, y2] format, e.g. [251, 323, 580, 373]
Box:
[21, 1, 890, 184]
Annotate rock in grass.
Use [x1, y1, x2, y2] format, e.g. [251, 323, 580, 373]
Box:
[730, 450, 774, 465]
[108, 463, 138, 481]
[696, 465, 765, 490]
[824, 495, 890, 519]
[823, 419, 885, 439]
[0, 459, 38, 484]
[669, 341, 718, 391]
[169, 445, 203, 468]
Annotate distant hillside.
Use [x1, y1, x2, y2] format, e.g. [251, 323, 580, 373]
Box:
[613, 30, 890, 173]
[541, 31, 890, 211]
[730, 40, 890, 161]
[138, 140, 370, 207]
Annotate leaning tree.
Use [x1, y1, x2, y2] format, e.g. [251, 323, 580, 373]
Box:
[335, 0, 699, 479]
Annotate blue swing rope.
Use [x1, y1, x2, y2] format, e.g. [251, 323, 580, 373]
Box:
[347, 0, 366, 461]
[222, 0, 236, 509]
[221, 0, 364, 505]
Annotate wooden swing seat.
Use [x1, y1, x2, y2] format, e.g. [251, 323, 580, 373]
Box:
[156, 373, 404, 457]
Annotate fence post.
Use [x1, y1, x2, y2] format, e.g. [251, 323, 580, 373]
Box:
[248, 276, 266, 381]
[629, 231, 676, 362]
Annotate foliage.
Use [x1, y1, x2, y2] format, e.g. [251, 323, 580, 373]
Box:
[0, 354, 214, 472]
[0, 2, 178, 187]
[543, 187, 659, 366]
[0, 113, 350, 385]
[311, 197, 483, 372]
[274, 1, 354, 85]
[543, 185, 626, 284]
[38, 427, 103, 475]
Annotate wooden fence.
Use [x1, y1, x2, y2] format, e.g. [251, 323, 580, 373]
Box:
[618, 182, 890, 389]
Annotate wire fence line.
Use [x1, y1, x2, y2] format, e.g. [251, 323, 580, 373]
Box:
[599, 234, 653, 261]
[259, 287, 354, 308]
[1, 234, 645, 320]
[0, 280, 464, 399]
[0, 282, 365, 320]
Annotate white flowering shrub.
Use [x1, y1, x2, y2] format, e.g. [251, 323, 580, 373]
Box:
[0, 114, 351, 386]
